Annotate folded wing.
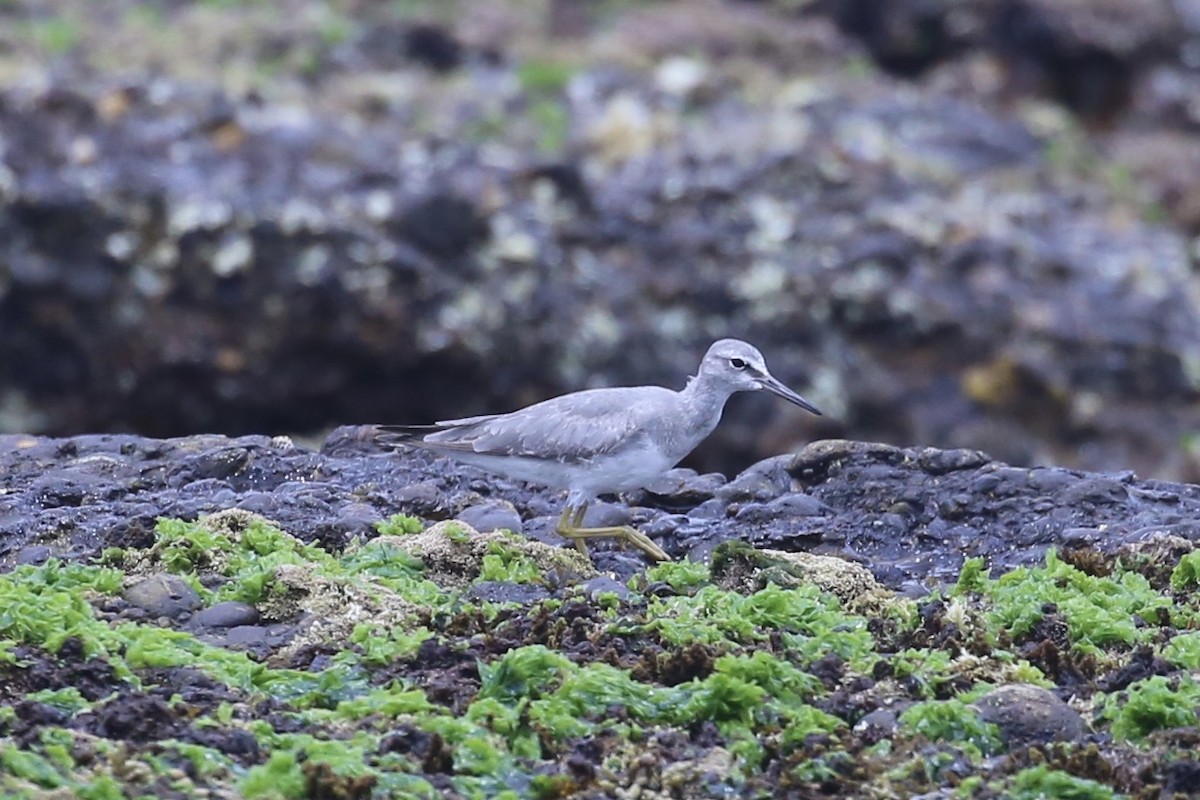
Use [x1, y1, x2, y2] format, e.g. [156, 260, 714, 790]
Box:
[377, 387, 657, 465]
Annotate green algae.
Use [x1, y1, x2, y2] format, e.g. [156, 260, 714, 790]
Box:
[8, 516, 1200, 798]
[25, 686, 92, 715]
[983, 766, 1117, 800]
[0, 560, 123, 656]
[1170, 549, 1200, 590]
[473, 643, 838, 765]
[953, 551, 1179, 652]
[1162, 630, 1200, 669]
[642, 581, 866, 650]
[240, 750, 310, 799]
[374, 513, 424, 537]
[898, 699, 1004, 757]
[644, 558, 711, 591]
[478, 540, 546, 584]
[1100, 674, 1200, 741]
[1011, 767, 1115, 799]
[350, 621, 433, 666]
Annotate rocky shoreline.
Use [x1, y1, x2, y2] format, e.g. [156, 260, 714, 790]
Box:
[5, 431, 1199, 589]
[2, 432, 1200, 797]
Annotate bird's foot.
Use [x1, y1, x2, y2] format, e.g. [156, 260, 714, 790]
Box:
[555, 505, 668, 562]
[556, 524, 669, 562]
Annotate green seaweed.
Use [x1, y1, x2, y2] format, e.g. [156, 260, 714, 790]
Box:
[374, 514, 425, 537]
[954, 550, 1176, 652]
[1100, 674, 1200, 741]
[1163, 630, 1200, 669]
[6, 516, 1200, 798]
[643, 582, 861, 648]
[1170, 550, 1200, 591]
[1007, 765, 1116, 799]
[479, 540, 545, 584]
[898, 699, 1004, 757]
[644, 559, 711, 592]
[350, 622, 433, 666]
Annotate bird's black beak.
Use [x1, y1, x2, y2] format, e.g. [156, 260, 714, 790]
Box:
[759, 374, 822, 415]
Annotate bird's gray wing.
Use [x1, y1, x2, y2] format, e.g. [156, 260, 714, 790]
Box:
[380, 387, 662, 464]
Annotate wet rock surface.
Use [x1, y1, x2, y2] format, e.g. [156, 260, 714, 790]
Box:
[122, 573, 203, 620]
[5, 430, 1200, 592]
[975, 684, 1088, 745]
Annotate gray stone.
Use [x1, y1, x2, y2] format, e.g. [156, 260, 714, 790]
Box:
[718, 455, 793, 503]
[191, 601, 260, 630]
[644, 469, 727, 506]
[463, 581, 550, 604]
[974, 684, 1087, 745]
[457, 499, 523, 534]
[222, 625, 271, 648]
[14, 545, 51, 566]
[123, 573, 203, 620]
[581, 501, 631, 529]
[582, 575, 632, 602]
[734, 493, 829, 524]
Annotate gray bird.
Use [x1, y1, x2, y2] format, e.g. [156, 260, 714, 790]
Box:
[378, 339, 821, 561]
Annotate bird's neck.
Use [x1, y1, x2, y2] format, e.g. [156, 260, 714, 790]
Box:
[678, 373, 735, 440]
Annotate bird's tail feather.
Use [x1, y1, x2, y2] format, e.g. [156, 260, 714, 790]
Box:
[374, 423, 446, 447]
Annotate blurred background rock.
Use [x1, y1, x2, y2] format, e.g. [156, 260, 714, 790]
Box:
[1, 0, 1199, 480]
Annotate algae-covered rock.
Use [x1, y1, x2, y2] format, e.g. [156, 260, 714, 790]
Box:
[259, 563, 422, 661]
[710, 539, 896, 615]
[374, 520, 597, 588]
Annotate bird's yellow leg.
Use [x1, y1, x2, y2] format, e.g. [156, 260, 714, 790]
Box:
[555, 502, 669, 562]
[558, 504, 591, 557]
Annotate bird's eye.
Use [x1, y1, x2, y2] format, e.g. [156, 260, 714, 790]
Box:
[729, 357, 747, 370]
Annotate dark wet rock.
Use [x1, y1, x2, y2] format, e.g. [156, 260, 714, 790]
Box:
[516, 514, 567, 550]
[686, 499, 727, 521]
[456, 500, 523, 534]
[221, 626, 272, 649]
[817, 0, 965, 78]
[1164, 760, 1200, 797]
[197, 623, 297, 657]
[379, 723, 455, 773]
[715, 455, 794, 503]
[84, 691, 183, 743]
[123, 573, 203, 620]
[813, 0, 1180, 120]
[974, 684, 1087, 745]
[5, 434, 1200, 589]
[642, 470, 728, 509]
[582, 576, 632, 602]
[390, 479, 453, 517]
[13, 545, 51, 566]
[581, 501, 633, 529]
[394, 193, 489, 259]
[854, 706, 902, 740]
[1097, 646, 1175, 693]
[641, 513, 687, 539]
[733, 493, 830, 524]
[463, 581, 551, 605]
[898, 581, 931, 600]
[402, 23, 465, 73]
[190, 601, 260, 630]
[12, 699, 68, 734]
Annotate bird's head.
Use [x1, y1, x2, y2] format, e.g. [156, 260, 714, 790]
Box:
[698, 339, 821, 415]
